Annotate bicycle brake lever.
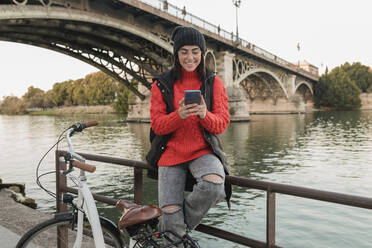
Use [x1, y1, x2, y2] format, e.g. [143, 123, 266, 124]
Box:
[68, 122, 86, 136]
[63, 153, 74, 175]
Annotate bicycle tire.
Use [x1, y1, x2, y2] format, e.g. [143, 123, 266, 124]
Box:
[16, 214, 123, 248]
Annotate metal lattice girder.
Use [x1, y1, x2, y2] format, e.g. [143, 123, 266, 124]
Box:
[0, 32, 149, 99]
[1, 19, 173, 68]
[0, 4, 175, 99]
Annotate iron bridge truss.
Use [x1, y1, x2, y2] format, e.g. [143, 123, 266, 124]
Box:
[233, 57, 289, 103]
[0, 0, 174, 100]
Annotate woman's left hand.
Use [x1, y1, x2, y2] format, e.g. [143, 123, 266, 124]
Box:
[197, 96, 207, 119]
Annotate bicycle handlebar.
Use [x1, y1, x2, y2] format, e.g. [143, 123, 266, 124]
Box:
[65, 121, 99, 174]
[69, 121, 99, 134]
[71, 160, 96, 173]
[84, 120, 98, 128]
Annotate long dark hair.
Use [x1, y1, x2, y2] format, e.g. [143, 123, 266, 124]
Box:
[173, 52, 206, 82]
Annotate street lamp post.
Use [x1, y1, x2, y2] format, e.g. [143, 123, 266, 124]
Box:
[232, 0, 241, 43]
[297, 42, 301, 69]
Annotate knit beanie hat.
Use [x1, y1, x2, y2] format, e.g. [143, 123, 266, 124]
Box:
[171, 26, 206, 55]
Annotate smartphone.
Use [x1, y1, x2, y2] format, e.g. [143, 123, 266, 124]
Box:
[184, 90, 201, 105]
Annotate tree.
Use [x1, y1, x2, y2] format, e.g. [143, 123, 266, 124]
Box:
[1, 70, 137, 114]
[22, 86, 45, 109]
[71, 79, 88, 105]
[113, 83, 134, 115]
[314, 73, 332, 107]
[340, 62, 372, 92]
[0, 96, 27, 115]
[51, 81, 68, 106]
[314, 63, 366, 110]
[43, 90, 55, 108]
[84, 72, 119, 105]
[329, 67, 361, 109]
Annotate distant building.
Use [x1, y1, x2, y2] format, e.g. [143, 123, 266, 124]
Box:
[295, 60, 319, 76]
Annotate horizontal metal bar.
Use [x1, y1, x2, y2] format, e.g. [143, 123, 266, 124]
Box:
[196, 224, 282, 248]
[57, 150, 372, 210]
[56, 150, 153, 171]
[227, 175, 372, 210]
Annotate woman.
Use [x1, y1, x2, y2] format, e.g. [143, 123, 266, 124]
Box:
[148, 26, 231, 243]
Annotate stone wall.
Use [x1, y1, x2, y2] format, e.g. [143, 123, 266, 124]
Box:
[248, 96, 305, 114]
[126, 95, 151, 122]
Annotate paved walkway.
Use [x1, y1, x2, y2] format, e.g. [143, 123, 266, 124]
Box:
[0, 190, 50, 247]
[0, 224, 22, 248]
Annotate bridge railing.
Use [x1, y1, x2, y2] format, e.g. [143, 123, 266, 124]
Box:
[55, 150, 372, 248]
[139, 0, 318, 79]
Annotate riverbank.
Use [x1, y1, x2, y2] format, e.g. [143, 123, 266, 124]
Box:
[0, 189, 52, 246]
[29, 105, 117, 115]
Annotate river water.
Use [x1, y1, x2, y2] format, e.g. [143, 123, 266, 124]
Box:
[1, 111, 372, 248]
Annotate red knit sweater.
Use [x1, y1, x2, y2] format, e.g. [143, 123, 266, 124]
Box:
[150, 69, 230, 166]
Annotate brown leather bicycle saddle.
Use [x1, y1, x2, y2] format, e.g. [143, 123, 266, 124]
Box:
[116, 200, 162, 229]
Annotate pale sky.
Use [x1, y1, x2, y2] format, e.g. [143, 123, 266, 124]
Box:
[1, 0, 371, 99]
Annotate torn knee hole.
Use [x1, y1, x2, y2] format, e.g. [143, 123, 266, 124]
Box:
[162, 205, 181, 214]
[202, 174, 224, 184]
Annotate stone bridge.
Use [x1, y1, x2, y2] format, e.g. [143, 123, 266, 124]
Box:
[0, 0, 318, 121]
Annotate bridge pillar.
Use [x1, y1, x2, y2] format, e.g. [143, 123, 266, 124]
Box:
[285, 74, 296, 97]
[216, 51, 250, 121]
[126, 85, 151, 122]
[216, 51, 234, 88]
[281, 74, 306, 112]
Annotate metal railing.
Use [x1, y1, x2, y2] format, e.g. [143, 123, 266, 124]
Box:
[55, 150, 372, 247]
[138, 0, 318, 79]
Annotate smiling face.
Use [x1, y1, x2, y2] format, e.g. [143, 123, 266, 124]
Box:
[177, 45, 202, 72]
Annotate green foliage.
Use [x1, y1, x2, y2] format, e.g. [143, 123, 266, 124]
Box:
[84, 72, 119, 105]
[43, 90, 55, 108]
[1, 71, 136, 115]
[314, 65, 362, 110]
[0, 96, 27, 115]
[314, 73, 332, 107]
[51, 81, 71, 107]
[340, 62, 372, 92]
[22, 86, 45, 109]
[71, 79, 88, 105]
[328, 68, 361, 109]
[113, 80, 138, 115]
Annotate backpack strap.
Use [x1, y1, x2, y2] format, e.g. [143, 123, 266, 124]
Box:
[152, 70, 175, 114]
[201, 69, 215, 111]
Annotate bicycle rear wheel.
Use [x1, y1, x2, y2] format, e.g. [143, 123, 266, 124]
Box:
[16, 214, 122, 248]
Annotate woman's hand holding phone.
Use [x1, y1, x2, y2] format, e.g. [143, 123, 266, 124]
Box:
[178, 97, 207, 120]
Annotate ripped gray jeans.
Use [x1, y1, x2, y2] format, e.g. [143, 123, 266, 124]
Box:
[158, 153, 226, 240]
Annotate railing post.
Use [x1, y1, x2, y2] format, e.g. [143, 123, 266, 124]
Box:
[133, 168, 143, 204]
[267, 188, 276, 247]
[56, 152, 67, 213]
[55, 151, 68, 248]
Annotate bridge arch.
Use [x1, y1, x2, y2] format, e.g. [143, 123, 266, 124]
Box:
[205, 49, 217, 73]
[0, 4, 174, 99]
[295, 81, 314, 95]
[1, 0, 318, 121]
[236, 67, 289, 99]
[1, 5, 173, 52]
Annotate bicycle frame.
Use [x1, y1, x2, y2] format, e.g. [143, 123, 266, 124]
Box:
[66, 128, 105, 248]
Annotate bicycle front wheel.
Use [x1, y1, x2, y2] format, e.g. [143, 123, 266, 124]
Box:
[16, 214, 122, 248]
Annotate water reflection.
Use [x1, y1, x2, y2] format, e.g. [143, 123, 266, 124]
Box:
[1, 111, 372, 247]
[221, 114, 311, 178]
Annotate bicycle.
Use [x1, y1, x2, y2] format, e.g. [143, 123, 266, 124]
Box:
[16, 121, 200, 248]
